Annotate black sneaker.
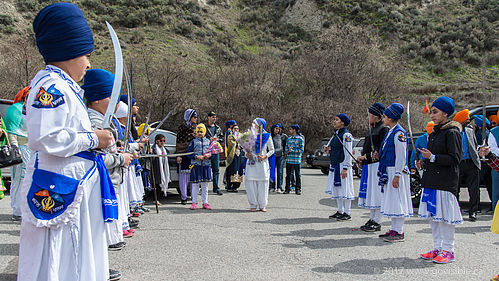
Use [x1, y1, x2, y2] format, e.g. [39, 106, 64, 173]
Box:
[181, 200, 187, 205]
[383, 232, 405, 243]
[337, 213, 351, 221]
[108, 241, 126, 251]
[362, 222, 381, 232]
[216, 190, 223, 196]
[11, 215, 22, 222]
[109, 269, 121, 280]
[283, 190, 290, 194]
[359, 219, 373, 231]
[295, 191, 301, 195]
[329, 211, 341, 219]
[269, 188, 276, 192]
[379, 230, 395, 238]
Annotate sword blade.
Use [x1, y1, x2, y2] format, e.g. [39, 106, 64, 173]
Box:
[149, 110, 174, 136]
[102, 22, 123, 129]
[138, 84, 161, 142]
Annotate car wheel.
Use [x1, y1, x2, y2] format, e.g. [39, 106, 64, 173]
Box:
[410, 172, 422, 207]
[320, 167, 329, 175]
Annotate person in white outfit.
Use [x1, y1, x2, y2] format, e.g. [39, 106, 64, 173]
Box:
[376, 103, 413, 243]
[245, 118, 275, 212]
[325, 114, 355, 221]
[152, 134, 171, 197]
[418, 96, 463, 264]
[18, 3, 117, 280]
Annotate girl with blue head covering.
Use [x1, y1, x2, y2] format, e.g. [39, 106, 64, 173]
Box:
[418, 96, 464, 264]
[245, 118, 275, 212]
[325, 114, 355, 221]
[376, 103, 413, 242]
[19, 3, 117, 281]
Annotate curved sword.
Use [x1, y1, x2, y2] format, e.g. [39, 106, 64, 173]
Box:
[407, 101, 420, 174]
[149, 110, 174, 136]
[138, 84, 161, 142]
[102, 22, 123, 129]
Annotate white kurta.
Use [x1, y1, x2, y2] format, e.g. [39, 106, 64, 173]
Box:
[245, 139, 274, 209]
[325, 132, 355, 200]
[418, 189, 463, 225]
[154, 144, 170, 196]
[379, 127, 413, 218]
[18, 65, 108, 281]
[358, 162, 383, 209]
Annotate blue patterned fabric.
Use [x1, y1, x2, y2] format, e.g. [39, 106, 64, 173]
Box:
[421, 188, 437, 215]
[254, 118, 270, 154]
[330, 164, 342, 187]
[377, 124, 406, 192]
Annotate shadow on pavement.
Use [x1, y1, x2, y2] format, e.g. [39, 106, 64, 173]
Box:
[164, 206, 250, 214]
[283, 237, 393, 249]
[255, 217, 331, 225]
[0, 214, 13, 222]
[0, 230, 19, 237]
[0, 274, 16, 281]
[311, 257, 434, 275]
[416, 225, 491, 234]
[273, 227, 379, 238]
[0, 243, 19, 256]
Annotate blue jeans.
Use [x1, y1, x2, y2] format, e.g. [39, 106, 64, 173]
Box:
[211, 153, 220, 191]
[492, 169, 499, 211]
[276, 155, 284, 190]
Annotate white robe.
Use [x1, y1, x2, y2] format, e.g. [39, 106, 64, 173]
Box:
[244, 139, 274, 208]
[154, 144, 171, 196]
[325, 132, 355, 200]
[18, 65, 108, 281]
[379, 127, 413, 218]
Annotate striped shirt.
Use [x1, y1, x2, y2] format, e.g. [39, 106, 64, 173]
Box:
[285, 135, 305, 164]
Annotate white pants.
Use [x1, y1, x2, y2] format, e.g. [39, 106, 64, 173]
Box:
[105, 219, 123, 245]
[370, 209, 382, 224]
[430, 220, 456, 252]
[246, 180, 269, 209]
[191, 182, 209, 204]
[10, 164, 23, 216]
[391, 217, 405, 234]
[336, 199, 351, 214]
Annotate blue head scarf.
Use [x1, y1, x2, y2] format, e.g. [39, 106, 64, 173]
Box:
[254, 118, 270, 154]
[225, 120, 236, 129]
[277, 123, 284, 129]
[184, 109, 197, 126]
[431, 96, 455, 116]
[33, 3, 94, 63]
[82, 69, 114, 102]
[119, 94, 136, 106]
[473, 115, 491, 128]
[336, 113, 351, 126]
[369, 102, 385, 117]
[290, 124, 301, 131]
[384, 103, 404, 120]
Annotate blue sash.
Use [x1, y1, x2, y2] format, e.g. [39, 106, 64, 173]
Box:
[329, 164, 342, 187]
[358, 164, 369, 199]
[75, 151, 118, 222]
[421, 188, 437, 215]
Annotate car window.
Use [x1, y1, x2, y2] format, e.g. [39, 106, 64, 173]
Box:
[356, 139, 365, 147]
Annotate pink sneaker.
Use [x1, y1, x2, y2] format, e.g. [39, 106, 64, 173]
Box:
[202, 203, 212, 210]
[123, 230, 134, 238]
[432, 250, 455, 264]
[190, 203, 197, 210]
[420, 249, 440, 260]
[127, 229, 135, 234]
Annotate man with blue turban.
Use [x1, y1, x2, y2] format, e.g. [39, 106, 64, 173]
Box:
[18, 3, 118, 281]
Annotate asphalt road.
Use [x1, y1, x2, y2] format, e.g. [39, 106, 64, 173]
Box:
[0, 167, 497, 281]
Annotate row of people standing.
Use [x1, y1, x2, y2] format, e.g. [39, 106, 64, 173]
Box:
[324, 99, 464, 264]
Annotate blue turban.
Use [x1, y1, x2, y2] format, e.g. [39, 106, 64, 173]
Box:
[290, 124, 301, 131]
[82, 69, 114, 102]
[225, 120, 237, 128]
[384, 103, 404, 120]
[33, 3, 94, 63]
[473, 115, 491, 128]
[336, 114, 351, 126]
[254, 118, 267, 130]
[368, 102, 385, 117]
[119, 95, 136, 106]
[277, 123, 284, 129]
[431, 96, 455, 116]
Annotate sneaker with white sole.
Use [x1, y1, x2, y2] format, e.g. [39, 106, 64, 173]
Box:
[432, 250, 455, 264]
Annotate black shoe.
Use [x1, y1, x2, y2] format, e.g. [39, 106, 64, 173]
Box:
[337, 213, 351, 221]
[216, 190, 223, 196]
[11, 215, 22, 222]
[109, 269, 121, 281]
[469, 213, 477, 222]
[181, 199, 187, 205]
[359, 219, 373, 231]
[269, 188, 276, 192]
[128, 217, 139, 223]
[108, 241, 126, 251]
[362, 222, 381, 232]
[295, 191, 301, 195]
[329, 211, 341, 219]
[283, 190, 290, 194]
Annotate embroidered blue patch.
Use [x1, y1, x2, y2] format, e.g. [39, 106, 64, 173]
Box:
[32, 84, 65, 109]
[398, 133, 406, 142]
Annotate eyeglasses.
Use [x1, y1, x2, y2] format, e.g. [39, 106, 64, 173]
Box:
[158, 140, 166, 143]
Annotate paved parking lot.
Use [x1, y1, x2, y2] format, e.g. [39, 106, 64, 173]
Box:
[0, 167, 497, 280]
